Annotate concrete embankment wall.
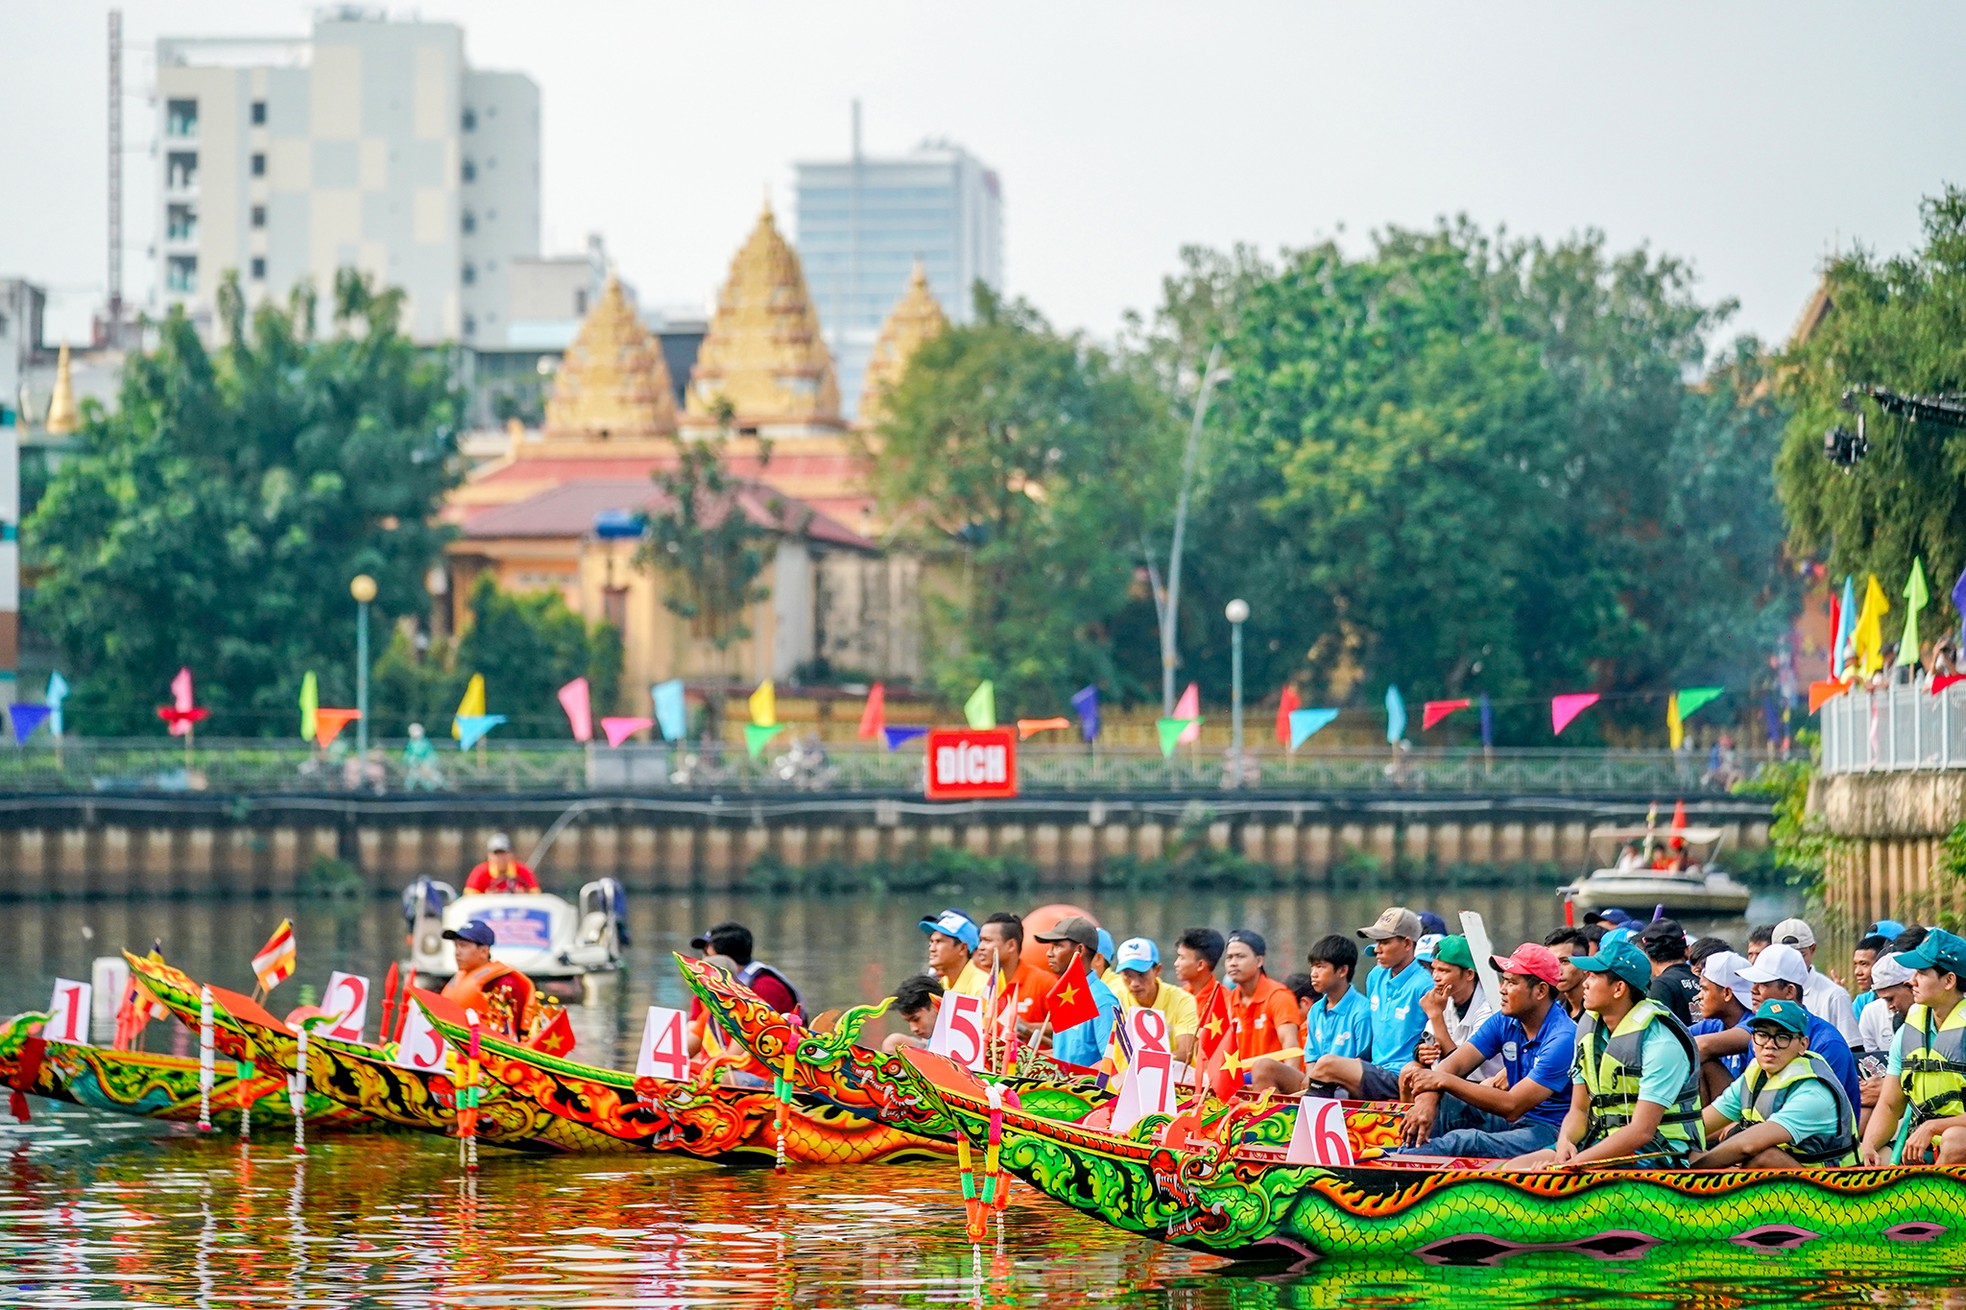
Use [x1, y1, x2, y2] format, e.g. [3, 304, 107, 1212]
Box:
[0, 793, 1772, 901]
[1814, 773, 1966, 926]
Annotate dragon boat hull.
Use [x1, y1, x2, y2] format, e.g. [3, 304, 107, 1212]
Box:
[897, 1048, 1966, 1263]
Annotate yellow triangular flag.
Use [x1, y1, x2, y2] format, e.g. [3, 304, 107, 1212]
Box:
[1667, 692, 1683, 751]
[1853, 575, 1890, 678]
[453, 673, 485, 740]
[749, 679, 776, 727]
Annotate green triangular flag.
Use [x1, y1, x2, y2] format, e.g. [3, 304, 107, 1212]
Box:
[1902, 557, 1929, 665]
[1157, 717, 1200, 757]
[964, 680, 996, 730]
[299, 670, 319, 741]
[745, 722, 784, 759]
[1675, 687, 1723, 722]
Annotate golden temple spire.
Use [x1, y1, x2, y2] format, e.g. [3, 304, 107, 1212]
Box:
[543, 275, 677, 439]
[685, 205, 840, 427]
[858, 260, 949, 426]
[44, 343, 79, 436]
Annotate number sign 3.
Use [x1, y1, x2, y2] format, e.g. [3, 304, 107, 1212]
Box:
[393, 999, 450, 1073]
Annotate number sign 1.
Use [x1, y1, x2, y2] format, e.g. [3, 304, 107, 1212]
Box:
[927, 991, 989, 1070]
[321, 972, 370, 1042]
[392, 999, 450, 1073]
[1285, 1095, 1357, 1166]
[46, 979, 92, 1046]
[635, 1006, 689, 1085]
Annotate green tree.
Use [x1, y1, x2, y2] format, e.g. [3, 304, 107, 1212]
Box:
[1775, 184, 1966, 647]
[636, 439, 775, 667]
[451, 575, 622, 738]
[874, 289, 1180, 714]
[27, 271, 460, 734]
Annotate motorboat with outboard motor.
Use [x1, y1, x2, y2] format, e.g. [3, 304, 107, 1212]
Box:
[404, 876, 626, 999]
[1558, 824, 1753, 916]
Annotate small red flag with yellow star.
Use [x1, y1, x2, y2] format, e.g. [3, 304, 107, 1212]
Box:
[1043, 953, 1100, 1032]
[526, 1005, 576, 1057]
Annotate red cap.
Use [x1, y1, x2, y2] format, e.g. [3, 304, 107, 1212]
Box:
[1490, 943, 1563, 987]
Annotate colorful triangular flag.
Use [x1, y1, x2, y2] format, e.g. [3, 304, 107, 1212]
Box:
[1173, 683, 1201, 743]
[456, 714, 505, 751]
[1071, 685, 1100, 743]
[9, 705, 51, 744]
[299, 670, 319, 742]
[858, 683, 886, 740]
[652, 680, 687, 741]
[749, 679, 777, 727]
[45, 672, 68, 739]
[314, 708, 360, 749]
[1287, 708, 1339, 750]
[601, 716, 654, 747]
[558, 676, 593, 743]
[1421, 699, 1470, 731]
[1157, 717, 1200, 757]
[964, 681, 996, 730]
[745, 722, 784, 758]
[1385, 685, 1407, 743]
[1902, 557, 1930, 666]
[1551, 693, 1600, 736]
[252, 919, 297, 993]
[882, 725, 928, 751]
[1274, 685, 1301, 746]
[1853, 575, 1889, 677]
[1017, 717, 1069, 740]
[453, 673, 486, 740]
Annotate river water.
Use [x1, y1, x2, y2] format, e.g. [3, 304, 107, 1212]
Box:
[11, 880, 1961, 1309]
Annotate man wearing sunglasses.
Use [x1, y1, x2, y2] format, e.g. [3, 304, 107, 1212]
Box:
[1694, 999, 1859, 1169]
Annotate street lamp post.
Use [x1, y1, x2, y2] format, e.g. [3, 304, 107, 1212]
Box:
[351, 574, 377, 764]
[1226, 598, 1249, 786]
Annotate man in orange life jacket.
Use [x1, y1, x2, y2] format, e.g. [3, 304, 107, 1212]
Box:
[440, 918, 537, 1039]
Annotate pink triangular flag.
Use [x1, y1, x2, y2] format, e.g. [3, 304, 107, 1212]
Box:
[1551, 692, 1601, 736]
[171, 667, 194, 712]
[558, 677, 593, 743]
[1174, 683, 1201, 743]
[601, 716, 655, 748]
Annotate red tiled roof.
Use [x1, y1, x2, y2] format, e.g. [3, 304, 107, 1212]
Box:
[458, 479, 877, 551]
[469, 452, 870, 487]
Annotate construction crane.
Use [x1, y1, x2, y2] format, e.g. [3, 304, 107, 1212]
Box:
[1825, 384, 1966, 468]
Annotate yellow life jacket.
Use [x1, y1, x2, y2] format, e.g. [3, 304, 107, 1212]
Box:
[1737, 1049, 1860, 1165]
[1900, 999, 1966, 1137]
[1578, 998, 1705, 1160]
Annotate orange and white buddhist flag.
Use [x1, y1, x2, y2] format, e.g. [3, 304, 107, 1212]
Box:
[252, 919, 297, 992]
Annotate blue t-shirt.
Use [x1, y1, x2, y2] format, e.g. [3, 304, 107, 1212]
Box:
[1731, 1011, 1861, 1107]
[1714, 1071, 1842, 1145]
[1689, 1016, 1749, 1079]
[1305, 986, 1372, 1063]
[1365, 960, 1432, 1072]
[1467, 1005, 1579, 1129]
[1052, 974, 1122, 1068]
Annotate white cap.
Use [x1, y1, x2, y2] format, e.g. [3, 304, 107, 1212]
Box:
[1740, 942, 1809, 988]
[1871, 953, 1915, 990]
[1703, 951, 1754, 1008]
[1416, 933, 1442, 962]
[1771, 917, 1816, 949]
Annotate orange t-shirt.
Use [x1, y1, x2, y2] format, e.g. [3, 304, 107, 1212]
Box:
[994, 956, 1060, 1027]
[1227, 974, 1301, 1063]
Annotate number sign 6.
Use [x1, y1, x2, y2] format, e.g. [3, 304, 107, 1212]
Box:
[1285, 1095, 1356, 1166]
[321, 972, 370, 1042]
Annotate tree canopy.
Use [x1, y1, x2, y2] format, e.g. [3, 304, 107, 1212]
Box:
[29, 272, 461, 734]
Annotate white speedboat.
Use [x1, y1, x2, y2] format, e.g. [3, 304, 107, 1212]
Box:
[404, 877, 626, 999]
[1558, 825, 1753, 917]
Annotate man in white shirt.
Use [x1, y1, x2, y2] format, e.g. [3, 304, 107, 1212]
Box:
[1405, 934, 1503, 1094]
[1772, 917, 1859, 1045]
[1857, 952, 1916, 1067]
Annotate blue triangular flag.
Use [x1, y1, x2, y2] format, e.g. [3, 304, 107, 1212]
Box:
[652, 679, 687, 741]
[1288, 708, 1339, 750]
[9, 705, 51, 745]
[881, 725, 929, 752]
[45, 671, 69, 738]
[1953, 567, 1966, 649]
[1071, 685, 1100, 743]
[1838, 575, 1858, 673]
[1385, 685, 1407, 744]
[1479, 693, 1493, 748]
[456, 714, 506, 751]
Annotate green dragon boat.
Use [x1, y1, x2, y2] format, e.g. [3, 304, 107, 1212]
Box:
[893, 1041, 1966, 1265]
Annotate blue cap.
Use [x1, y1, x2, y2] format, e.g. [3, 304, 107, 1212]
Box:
[1585, 907, 1635, 927]
[919, 909, 980, 953]
[1096, 927, 1116, 962]
[443, 918, 496, 947]
[1870, 919, 1908, 941]
[1601, 927, 1632, 949]
[1896, 926, 1966, 977]
[1115, 937, 1160, 972]
[1573, 938, 1652, 993]
[1748, 998, 1809, 1034]
[1417, 911, 1449, 937]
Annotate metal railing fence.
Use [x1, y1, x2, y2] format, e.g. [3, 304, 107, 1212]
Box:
[1819, 679, 1966, 774]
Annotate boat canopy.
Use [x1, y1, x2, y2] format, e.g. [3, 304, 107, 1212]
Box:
[1588, 825, 1725, 845]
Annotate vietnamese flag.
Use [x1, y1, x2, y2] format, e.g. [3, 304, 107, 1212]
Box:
[527, 1005, 576, 1057]
[1044, 953, 1100, 1032]
[1193, 982, 1232, 1061]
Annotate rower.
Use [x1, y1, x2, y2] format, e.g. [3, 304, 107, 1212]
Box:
[1508, 937, 1705, 1169]
[688, 921, 805, 1020]
[880, 974, 943, 1054]
[464, 833, 540, 894]
[1696, 944, 1862, 1109]
[919, 909, 989, 997]
[1859, 927, 1966, 1165]
[440, 918, 537, 1038]
[1695, 999, 1859, 1169]
[1112, 938, 1199, 1064]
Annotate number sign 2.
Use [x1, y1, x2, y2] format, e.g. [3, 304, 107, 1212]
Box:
[635, 1006, 689, 1085]
[393, 999, 450, 1073]
[46, 979, 92, 1046]
[1285, 1095, 1357, 1166]
[321, 972, 370, 1042]
[927, 991, 989, 1070]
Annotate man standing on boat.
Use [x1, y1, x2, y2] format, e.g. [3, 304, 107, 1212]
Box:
[464, 833, 540, 894]
[440, 919, 538, 1038]
[1508, 937, 1705, 1169]
[1860, 927, 1966, 1165]
[1695, 999, 1860, 1169]
[1397, 943, 1578, 1159]
[1770, 918, 1859, 1044]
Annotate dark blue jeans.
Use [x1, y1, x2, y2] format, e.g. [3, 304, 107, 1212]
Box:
[1406, 1092, 1558, 1159]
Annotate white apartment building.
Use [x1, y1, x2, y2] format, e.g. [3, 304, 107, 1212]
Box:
[155, 10, 539, 345]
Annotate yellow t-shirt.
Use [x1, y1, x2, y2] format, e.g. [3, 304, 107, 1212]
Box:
[1119, 977, 1200, 1041]
[946, 959, 991, 998]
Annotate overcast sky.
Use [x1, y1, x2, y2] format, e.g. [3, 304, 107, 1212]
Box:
[5, 2, 1964, 355]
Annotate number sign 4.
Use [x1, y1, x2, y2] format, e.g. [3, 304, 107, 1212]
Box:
[635, 1006, 689, 1085]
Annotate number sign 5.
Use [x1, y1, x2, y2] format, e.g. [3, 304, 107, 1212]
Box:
[928, 991, 989, 1070]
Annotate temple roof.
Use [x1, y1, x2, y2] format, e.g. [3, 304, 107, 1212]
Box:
[542, 276, 678, 438]
[44, 343, 79, 436]
[456, 478, 875, 551]
[684, 203, 841, 428]
[858, 261, 949, 427]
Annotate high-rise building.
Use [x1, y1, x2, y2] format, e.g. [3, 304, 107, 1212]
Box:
[793, 124, 1002, 420]
[154, 11, 539, 345]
